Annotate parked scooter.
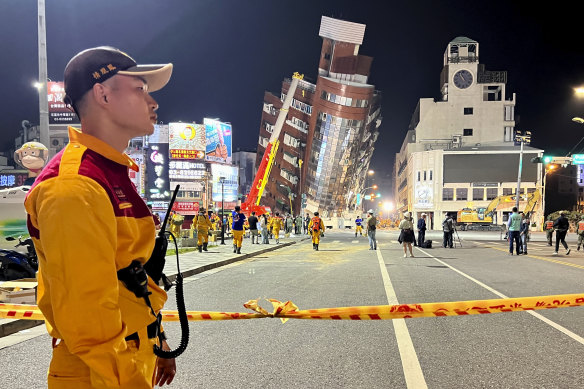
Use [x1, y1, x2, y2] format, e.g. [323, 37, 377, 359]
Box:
[0, 236, 38, 281]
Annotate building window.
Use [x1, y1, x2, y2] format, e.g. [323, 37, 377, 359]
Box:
[527, 188, 536, 194]
[503, 188, 513, 196]
[429, 170, 433, 181]
[417, 171, 421, 181]
[486, 188, 498, 200]
[473, 188, 484, 201]
[423, 171, 427, 181]
[464, 107, 473, 115]
[456, 188, 468, 201]
[484, 86, 502, 101]
[504, 106, 515, 121]
[443, 188, 454, 201]
[463, 128, 473, 136]
[504, 127, 513, 142]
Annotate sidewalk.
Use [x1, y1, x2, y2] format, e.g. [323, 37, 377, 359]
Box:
[0, 233, 310, 338]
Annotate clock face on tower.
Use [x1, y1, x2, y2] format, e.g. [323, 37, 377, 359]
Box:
[453, 70, 473, 89]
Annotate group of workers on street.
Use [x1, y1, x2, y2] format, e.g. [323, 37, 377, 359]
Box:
[543, 212, 575, 255]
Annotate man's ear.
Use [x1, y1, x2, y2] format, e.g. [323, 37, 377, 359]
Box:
[91, 83, 110, 108]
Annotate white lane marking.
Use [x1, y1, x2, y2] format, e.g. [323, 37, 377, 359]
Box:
[376, 249, 428, 388]
[352, 240, 359, 244]
[416, 247, 584, 346]
[332, 240, 340, 244]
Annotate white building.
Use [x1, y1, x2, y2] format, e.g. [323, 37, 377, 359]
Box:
[395, 37, 543, 230]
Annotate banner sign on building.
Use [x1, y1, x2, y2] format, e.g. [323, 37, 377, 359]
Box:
[169, 123, 206, 160]
[414, 182, 433, 208]
[211, 164, 238, 202]
[126, 150, 145, 197]
[48, 81, 79, 125]
[204, 118, 232, 164]
[171, 201, 200, 215]
[149, 124, 169, 144]
[168, 161, 206, 180]
[146, 143, 170, 201]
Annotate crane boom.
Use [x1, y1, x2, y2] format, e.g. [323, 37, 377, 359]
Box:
[241, 73, 303, 215]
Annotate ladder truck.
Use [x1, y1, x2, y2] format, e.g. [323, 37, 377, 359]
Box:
[240, 72, 303, 216]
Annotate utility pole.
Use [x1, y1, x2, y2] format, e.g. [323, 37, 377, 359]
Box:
[38, 0, 50, 148]
[515, 130, 531, 209]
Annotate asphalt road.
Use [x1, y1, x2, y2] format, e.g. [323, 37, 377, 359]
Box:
[1, 230, 583, 388]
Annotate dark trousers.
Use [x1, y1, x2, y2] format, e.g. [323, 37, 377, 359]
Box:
[555, 230, 569, 252]
[509, 231, 521, 254]
[443, 231, 453, 248]
[418, 230, 425, 246]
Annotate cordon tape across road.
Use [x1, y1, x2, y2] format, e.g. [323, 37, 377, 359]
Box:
[2, 293, 583, 324]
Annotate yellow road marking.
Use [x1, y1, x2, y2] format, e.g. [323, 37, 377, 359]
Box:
[475, 242, 584, 270]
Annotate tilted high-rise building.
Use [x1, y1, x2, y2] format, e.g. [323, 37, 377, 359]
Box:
[254, 16, 382, 216]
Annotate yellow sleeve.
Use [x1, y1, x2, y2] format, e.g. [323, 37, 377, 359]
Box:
[33, 176, 151, 388]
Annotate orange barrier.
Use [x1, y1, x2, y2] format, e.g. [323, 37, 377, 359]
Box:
[3, 293, 582, 324]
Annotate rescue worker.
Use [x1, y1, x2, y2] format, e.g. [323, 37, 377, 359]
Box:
[24, 46, 176, 387]
[308, 211, 324, 250]
[169, 210, 184, 241]
[271, 212, 283, 243]
[544, 216, 554, 246]
[355, 215, 363, 237]
[194, 208, 212, 252]
[232, 205, 246, 254]
[578, 216, 584, 251]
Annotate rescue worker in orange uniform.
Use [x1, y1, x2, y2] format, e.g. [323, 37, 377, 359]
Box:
[194, 208, 212, 252]
[271, 212, 284, 243]
[308, 211, 325, 250]
[24, 47, 176, 388]
[577, 216, 584, 251]
[545, 216, 555, 246]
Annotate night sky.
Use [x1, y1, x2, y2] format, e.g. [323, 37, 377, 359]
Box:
[2, 1, 584, 195]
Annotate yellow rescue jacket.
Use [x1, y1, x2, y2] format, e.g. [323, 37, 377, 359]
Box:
[195, 214, 212, 231]
[25, 127, 167, 388]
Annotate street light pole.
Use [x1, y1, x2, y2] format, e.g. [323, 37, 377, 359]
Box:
[37, 0, 50, 148]
[220, 176, 226, 245]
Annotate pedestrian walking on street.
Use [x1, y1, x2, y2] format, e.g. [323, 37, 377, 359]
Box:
[507, 207, 522, 255]
[295, 215, 303, 235]
[544, 216, 554, 246]
[417, 213, 427, 247]
[260, 214, 270, 244]
[520, 213, 530, 255]
[304, 213, 311, 235]
[24, 46, 176, 387]
[248, 211, 259, 244]
[231, 206, 246, 254]
[553, 212, 571, 255]
[399, 212, 415, 257]
[442, 214, 455, 248]
[309, 211, 324, 250]
[577, 216, 584, 251]
[366, 210, 378, 250]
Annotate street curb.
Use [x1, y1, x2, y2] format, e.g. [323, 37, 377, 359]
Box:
[0, 237, 309, 338]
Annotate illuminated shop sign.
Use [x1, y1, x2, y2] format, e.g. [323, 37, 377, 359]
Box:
[204, 118, 232, 164]
[169, 123, 206, 160]
[211, 164, 238, 202]
[168, 161, 206, 180]
[48, 81, 79, 125]
[0, 173, 28, 189]
[146, 143, 170, 201]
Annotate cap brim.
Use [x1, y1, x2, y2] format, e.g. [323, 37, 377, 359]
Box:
[118, 63, 173, 92]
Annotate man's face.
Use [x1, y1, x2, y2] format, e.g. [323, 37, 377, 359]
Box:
[102, 75, 158, 138]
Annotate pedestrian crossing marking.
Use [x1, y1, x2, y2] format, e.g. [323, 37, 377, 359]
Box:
[352, 240, 359, 244]
[478, 243, 584, 270]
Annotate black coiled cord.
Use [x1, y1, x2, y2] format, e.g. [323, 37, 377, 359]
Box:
[153, 231, 189, 359]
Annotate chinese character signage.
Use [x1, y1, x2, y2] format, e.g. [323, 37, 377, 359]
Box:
[169, 160, 206, 180]
[414, 183, 433, 208]
[0, 173, 28, 189]
[48, 81, 79, 125]
[171, 201, 200, 215]
[149, 124, 169, 144]
[126, 150, 145, 197]
[204, 118, 232, 164]
[211, 164, 238, 202]
[146, 143, 170, 201]
[169, 123, 206, 160]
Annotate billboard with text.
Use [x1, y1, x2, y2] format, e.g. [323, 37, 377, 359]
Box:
[204, 118, 232, 164]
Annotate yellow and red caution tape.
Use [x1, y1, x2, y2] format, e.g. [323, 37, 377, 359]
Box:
[2, 293, 583, 323]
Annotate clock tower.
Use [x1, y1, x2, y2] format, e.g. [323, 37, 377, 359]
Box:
[440, 37, 479, 100]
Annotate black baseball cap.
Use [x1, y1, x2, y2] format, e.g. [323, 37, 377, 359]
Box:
[63, 46, 173, 109]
